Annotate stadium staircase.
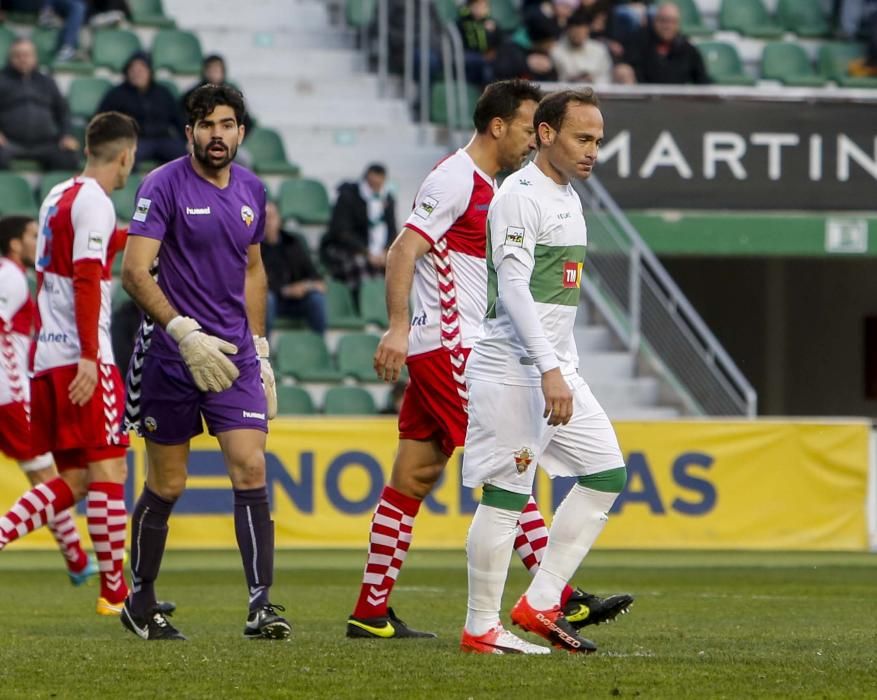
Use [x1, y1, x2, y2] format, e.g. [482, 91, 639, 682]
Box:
[161, 0, 755, 418]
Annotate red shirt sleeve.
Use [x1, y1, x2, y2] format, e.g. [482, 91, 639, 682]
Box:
[72, 259, 102, 361]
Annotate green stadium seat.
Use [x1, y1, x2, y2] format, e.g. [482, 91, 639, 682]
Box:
[346, 0, 376, 28]
[0, 27, 15, 66]
[68, 77, 113, 120]
[31, 27, 58, 67]
[276, 385, 316, 415]
[277, 178, 331, 225]
[275, 330, 344, 382]
[433, 0, 459, 24]
[152, 29, 203, 75]
[39, 171, 76, 202]
[672, 0, 711, 36]
[818, 42, 877, 87]
[359, 278, 388, 327]
[0, 174, 37, 217]
[110, 175, 143, 220]
[323, 386, 377, 415]
[430, 82, 483, 128]
[245, 128, 300, 176]
[491, 0, 522, 33]
[112, 281, 131, 310]
[92, 29, 143, 72]
[9, 159, 41, 172]
[776, 0, 830, 38]
[326, 280, 365, 329]
[337, 333, 381, 382]
[129, 0, 176, 28]
[762, 43, 827, 87]
[719, 0, 783, 38]
[697, 41, 756, 85]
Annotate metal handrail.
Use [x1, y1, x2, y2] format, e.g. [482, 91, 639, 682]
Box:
[576, 174, 758, 417]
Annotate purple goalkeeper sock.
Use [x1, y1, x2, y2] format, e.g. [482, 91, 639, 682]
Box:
[129, 486, 175, 616]
[233, 486, 274, 612]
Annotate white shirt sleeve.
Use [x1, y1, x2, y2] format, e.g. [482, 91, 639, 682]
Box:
[489, 192, 559, 374]
[71, 183, 116, 266]
[0, 262, 28, 324]
[404, 162, 472, 244]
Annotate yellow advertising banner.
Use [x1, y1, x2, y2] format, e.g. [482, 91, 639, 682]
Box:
[0, 418, 871, 551]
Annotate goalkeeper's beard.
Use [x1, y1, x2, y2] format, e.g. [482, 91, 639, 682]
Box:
[193, 139, 238, 171]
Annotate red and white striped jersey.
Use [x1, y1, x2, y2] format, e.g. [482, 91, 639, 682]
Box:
[404, 149, 495, 359]
[0, 257, 32, 406]
[33, 177, 122, 375]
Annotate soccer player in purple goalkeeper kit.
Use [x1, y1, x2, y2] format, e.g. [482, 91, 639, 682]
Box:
[119, 84, 287, 641]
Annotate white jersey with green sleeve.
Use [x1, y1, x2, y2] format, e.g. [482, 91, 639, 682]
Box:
[467, 161, 587, 387]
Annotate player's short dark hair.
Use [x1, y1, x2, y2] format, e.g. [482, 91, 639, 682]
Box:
[0, 215, 34, 256]
[365, 163, 387, 177]
[86, 111, 138, 162]
[473, 79, 544, 134]
[185, 83, 246, 127]
[534, 88, 601, 149]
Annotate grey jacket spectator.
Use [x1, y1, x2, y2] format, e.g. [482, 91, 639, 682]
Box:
[0, 37, 79, 171]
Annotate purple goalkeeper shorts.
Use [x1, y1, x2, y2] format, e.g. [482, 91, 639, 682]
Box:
[138, 352, 268, 444]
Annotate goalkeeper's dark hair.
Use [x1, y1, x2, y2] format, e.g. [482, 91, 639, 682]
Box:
[86, 111, 138, 162]
[534, 88, 600, 149]
[473, 79, 544, 134]
[186, 83, 246, 127]
[0, 215, 34, 256]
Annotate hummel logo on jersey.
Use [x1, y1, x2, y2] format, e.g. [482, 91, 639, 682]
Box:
[243, 410, 266, 419]
[557, 212, 571, 220]
[186, 206, 211, 216]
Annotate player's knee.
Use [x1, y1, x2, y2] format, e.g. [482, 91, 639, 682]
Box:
[392, 462, 444, 499]
[228, 451, 266, 490]
[154, 476, 187, 501]
[61, 472, 88, 501]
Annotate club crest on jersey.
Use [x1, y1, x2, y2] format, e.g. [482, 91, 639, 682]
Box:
[562, 261, 583, 289]
[414, 196, 438, 220]
[240, 205, 255, 226]
[505, 226, 525, 247]
[143, 416, 158, 432]
[513, 447, 535, 474]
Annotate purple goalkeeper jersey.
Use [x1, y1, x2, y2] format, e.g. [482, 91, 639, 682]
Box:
[128, 156, 266, 362]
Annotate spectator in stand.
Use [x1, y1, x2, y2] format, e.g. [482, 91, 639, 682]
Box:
[97, 51, 187, 165]
[494, 6, 561, 81]
[0, 38, 80, 171]
[842, 0, 877, 75]
[181, 54, 254, 129]
[620, 1, 710, 84]
[262, 201, 327, 336]
[321, 163, 397, 309]
[552, 5, 613, 83]
[457, 0, 504, 85]
[37, 0, 86, 63]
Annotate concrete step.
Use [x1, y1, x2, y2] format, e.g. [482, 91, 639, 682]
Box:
[588, 377, 661, 408]
[574, 325, 615, 353]
[604, 405, 681, 420]
[165, 0, 332, 31]
[240, 74, 384, 101]
[578, 351, 635, 381]
[196, 29, 353, 53]
[248, 96, 409, 126]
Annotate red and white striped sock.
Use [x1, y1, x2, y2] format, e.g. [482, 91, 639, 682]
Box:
[514, 496, 575, 605]
[352, 486, 420, 619]
[47, 509, 89, 573]
[0, 478, 75, 549]
[87, 482, 128, 604]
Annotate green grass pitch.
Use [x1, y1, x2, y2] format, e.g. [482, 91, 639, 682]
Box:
[1, 549, 875, 699]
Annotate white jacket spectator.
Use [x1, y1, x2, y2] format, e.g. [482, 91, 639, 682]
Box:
[552, 6, 613, 84]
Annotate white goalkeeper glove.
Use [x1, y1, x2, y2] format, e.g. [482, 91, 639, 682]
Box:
[166, 316, 239, 393]
[254, 335, 277, 420]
